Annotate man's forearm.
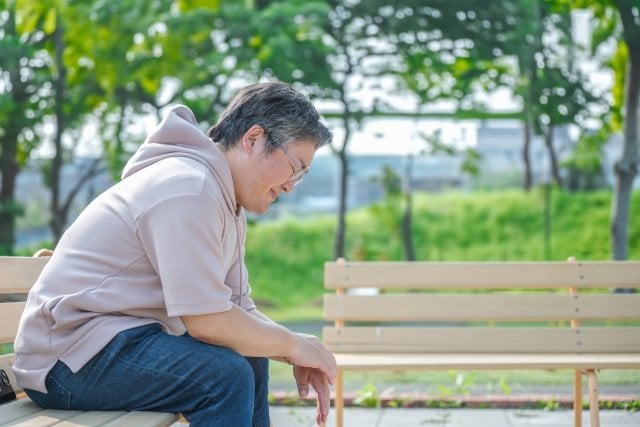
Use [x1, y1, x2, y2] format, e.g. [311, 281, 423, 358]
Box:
[247, 308, 274, 323]
[246, 309, 294, 364]
[181, 305, 296, 358]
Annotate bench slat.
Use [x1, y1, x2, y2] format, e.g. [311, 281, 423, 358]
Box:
[324, 261, 640, 289]
[49, 410, 128, 426]
[324, 294, 640, 322]
[0, 399, 55, 425]
[0, 301, 26, 344]
[333, 353, 640, 370]
[99, 411, 179, 427]
[0, 399, 179, 427]
[324, 326, 640, 353]
[0, 257, 49, 294]
[12, 411, 85, 426]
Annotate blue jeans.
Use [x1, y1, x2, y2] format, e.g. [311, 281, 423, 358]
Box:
[25, 324, 270, 427]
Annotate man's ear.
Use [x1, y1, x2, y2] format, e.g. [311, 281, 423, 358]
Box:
[241, 124, 265, 154]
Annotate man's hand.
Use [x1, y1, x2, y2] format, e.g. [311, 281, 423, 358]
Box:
[287, 333, 336, 425]
[293, 365, 331, 425]
[288, 333, 337, 383]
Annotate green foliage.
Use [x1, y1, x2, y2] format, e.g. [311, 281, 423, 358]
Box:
[539, 398, 561, 411]
[573, 0, 631, 133]
[498, 376, 512, 395]
[437, 371, 477, 397]
[0, 199, 25, 218]
[460, 148, 482, 177]
[353, 382, 380, 408]
[366, 195, 403, 249]
[0, 1, 54, 252]
[248, 0, 332, 87]
[369, 165, 401, 197]
[623, 400, 640, 412]
[248, 189, 640, 316]
[245, 216, 335, 311]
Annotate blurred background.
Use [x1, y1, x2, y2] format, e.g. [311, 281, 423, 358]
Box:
[1, 0, 639, 316]
[2, 0, 640, 407]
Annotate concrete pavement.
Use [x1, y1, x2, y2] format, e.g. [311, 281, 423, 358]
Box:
[270, 406, 640, 427]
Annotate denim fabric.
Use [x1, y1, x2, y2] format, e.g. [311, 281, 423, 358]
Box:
[25, 324, 270, 427]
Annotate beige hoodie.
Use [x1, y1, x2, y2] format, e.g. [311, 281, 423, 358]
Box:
[14, 105, 255, 393]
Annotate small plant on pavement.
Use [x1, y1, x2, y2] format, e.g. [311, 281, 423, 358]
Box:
[354, 382, 380, 408]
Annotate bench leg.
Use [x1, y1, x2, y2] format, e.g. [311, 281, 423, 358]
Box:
[573, 369, 582, 427]
[586, 370, 600, 427]
[335, 369, 344, 427]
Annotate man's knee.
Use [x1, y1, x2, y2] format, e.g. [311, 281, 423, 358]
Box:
[196, 350, 256, 396]
[226, 354, 257, 389]
[182, 354, 257, 425]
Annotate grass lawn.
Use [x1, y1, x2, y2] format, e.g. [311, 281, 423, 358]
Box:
[269, 361, 640, 407]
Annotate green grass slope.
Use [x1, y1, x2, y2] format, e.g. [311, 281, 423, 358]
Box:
[246, 189, 640, 320]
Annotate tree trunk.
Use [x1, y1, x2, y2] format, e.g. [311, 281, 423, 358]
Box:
[544, 125, 562, 187]
[0, 129, 19, 255]
[0, 8, 26, 255]
[333, 79, 353, 260]
[521, 3, 541, 192]
[610, 56, 639, 260]
[334, 148, 348, 260]
[402, 154, 415, 261]
[49, 18, 68, 245]
[611, 0, 640, 261]
[522, 118, 533, 191]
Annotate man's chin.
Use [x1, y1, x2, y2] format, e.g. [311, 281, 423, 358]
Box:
[247, 204, 270, 215]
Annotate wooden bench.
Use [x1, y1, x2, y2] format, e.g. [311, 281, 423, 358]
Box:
[323, 259, 640, 427]
[0, 255, 181, 426]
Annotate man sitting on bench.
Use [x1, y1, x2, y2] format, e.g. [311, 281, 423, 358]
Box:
[13, 82, 337, 427]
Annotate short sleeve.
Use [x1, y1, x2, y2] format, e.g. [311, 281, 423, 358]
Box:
[137, 194, 234, 317]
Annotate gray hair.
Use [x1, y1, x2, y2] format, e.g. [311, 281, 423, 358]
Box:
[208, 82, 332, 153]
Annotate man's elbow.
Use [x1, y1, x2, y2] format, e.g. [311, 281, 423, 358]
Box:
[181, 310, 233, 343]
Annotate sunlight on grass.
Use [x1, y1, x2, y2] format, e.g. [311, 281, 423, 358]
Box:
[247, 189, 640, 311]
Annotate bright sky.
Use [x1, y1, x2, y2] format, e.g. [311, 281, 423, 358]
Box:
[318, 116, 479, 156]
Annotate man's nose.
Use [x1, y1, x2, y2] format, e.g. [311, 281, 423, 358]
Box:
[281, 180, 294, 193]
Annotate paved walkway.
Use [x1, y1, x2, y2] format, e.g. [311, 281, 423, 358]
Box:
[270, 407, 640, 426]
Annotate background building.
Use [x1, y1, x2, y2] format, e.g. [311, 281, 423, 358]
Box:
[14, 122, 635, 245]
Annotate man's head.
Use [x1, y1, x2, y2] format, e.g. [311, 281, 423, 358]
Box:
[208, 82, 331, 153]
[209, 82, 332, 214]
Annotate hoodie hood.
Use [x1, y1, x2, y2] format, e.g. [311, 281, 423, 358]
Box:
[122, 105, 237, 214]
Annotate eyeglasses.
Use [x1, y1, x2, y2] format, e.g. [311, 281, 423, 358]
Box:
[279, 145, 309, 187]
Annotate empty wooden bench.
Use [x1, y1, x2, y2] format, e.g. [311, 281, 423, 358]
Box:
[0, 255, 181, 426]
[323, 260, 640, 427]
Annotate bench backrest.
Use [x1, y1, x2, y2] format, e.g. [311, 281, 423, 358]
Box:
[0, 256, 49, 396]
[323, 261, 640, 354]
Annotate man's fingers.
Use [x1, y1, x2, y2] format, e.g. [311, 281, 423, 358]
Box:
[324, 353, 337, 384]
[326, 368, 335, 385]
[316, 406, 326, 426]
[311, 375, 330, 425]
[293, 366, 331, 425]
[294, 366, 311, 397]
[316, 402, 328, 425]
[298, 382, 310, 397]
